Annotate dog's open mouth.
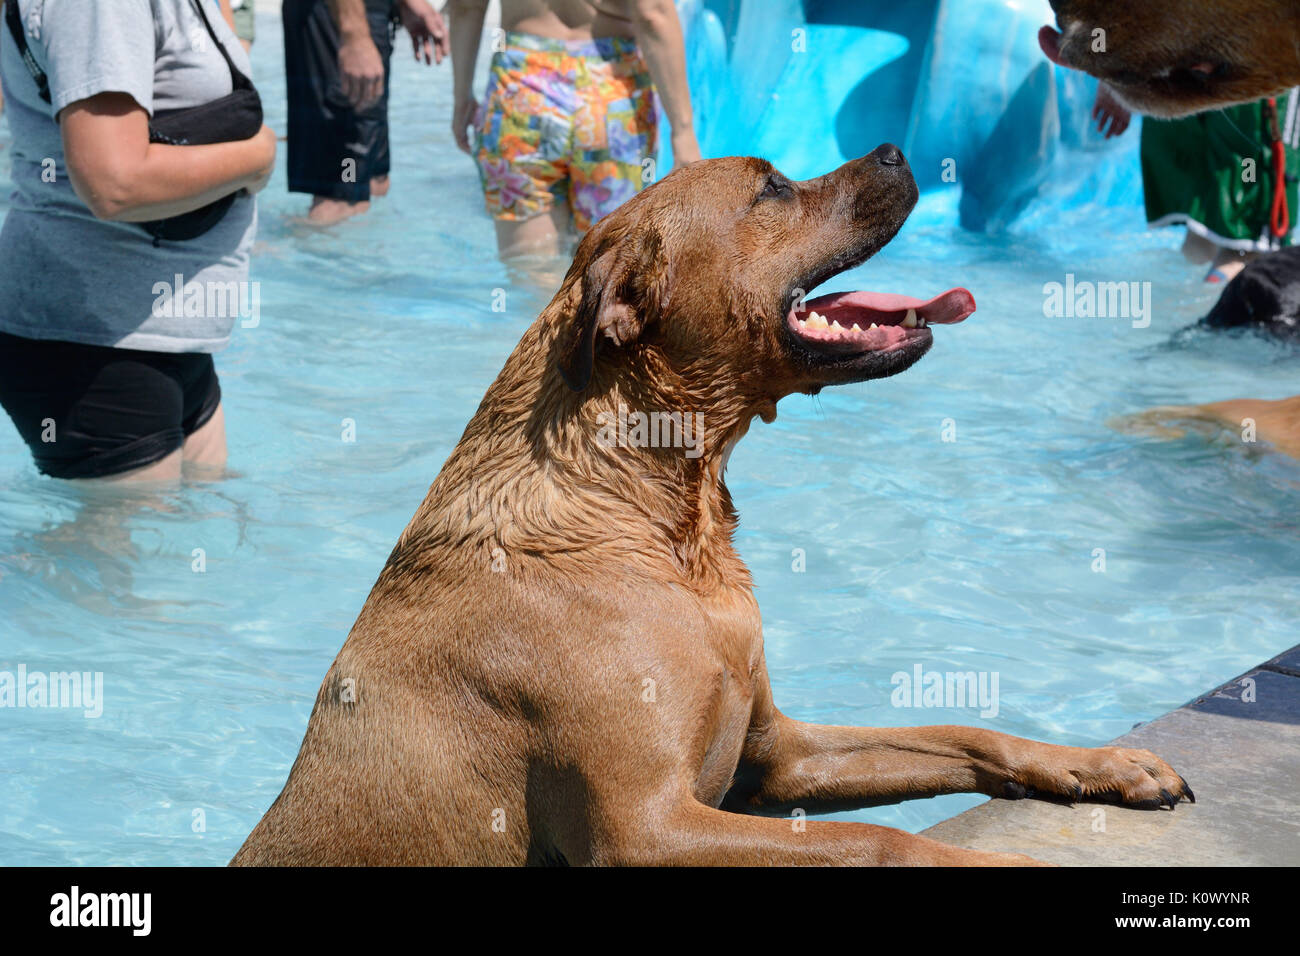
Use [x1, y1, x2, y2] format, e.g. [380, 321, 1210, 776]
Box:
[787, 288, 976, 355]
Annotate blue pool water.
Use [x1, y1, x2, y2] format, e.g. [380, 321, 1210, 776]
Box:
[3, 12, 1300, 865]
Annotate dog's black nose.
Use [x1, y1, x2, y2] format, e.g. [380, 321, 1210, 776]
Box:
[873, 143, 906, 166]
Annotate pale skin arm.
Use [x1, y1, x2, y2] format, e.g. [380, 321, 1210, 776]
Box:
[59, 93, 276, 222]
[329, 0, 386, 110]
[448, 0, 490, 154]
[331, 0, 447, 112]
[395, 0, 449, 66]
[629, 0, 700, 166]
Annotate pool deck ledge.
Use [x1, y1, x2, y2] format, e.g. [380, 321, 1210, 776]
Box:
[922, 644, 1300, 865]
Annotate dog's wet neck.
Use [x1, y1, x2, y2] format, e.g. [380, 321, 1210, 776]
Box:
[389, 324, 758, 593]
[545, 369, 759, 589]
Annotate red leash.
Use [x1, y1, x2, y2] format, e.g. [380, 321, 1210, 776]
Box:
[1265, 97, 1289, 238]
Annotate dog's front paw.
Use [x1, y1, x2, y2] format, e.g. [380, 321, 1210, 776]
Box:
[1003, 745, 1195, 810]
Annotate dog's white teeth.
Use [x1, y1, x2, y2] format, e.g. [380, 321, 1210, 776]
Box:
[830, 319, 845, 331]
[805, 311, 829, 330]
[868, 322, 878, 330]
[902, 308, 919, 329]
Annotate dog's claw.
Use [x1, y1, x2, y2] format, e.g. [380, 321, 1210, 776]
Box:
[1002, 781, 1027, 799]
[1179, 776, 1196, 803]
[1160, 788, 1177, 810]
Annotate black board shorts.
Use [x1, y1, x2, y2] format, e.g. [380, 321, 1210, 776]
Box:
[283, 0, 395, 202]
[0, 331, 222, 479]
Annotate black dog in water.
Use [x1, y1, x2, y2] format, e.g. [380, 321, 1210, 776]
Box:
[1200, 246, 1300, 341]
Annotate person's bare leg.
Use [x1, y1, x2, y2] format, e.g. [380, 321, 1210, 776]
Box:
[70, 449, 184, 485]
[494, 204, 572, 260]
[370, 175, 390, 197]
[61, 402, 225, 485]
[305, 196, 372, 226]
[181, 402, 229, 481]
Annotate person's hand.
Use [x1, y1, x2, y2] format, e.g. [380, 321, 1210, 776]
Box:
[397, 0, 449, 65]
[338, 32, 386, 110]
[1092, 82, 1132, 138]
[670, 128, 702, 169]
[243, 124, 278, 194]
[452, 97, 478, 155]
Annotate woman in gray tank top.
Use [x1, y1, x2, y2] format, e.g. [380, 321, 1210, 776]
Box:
[0, 0, 275, 482]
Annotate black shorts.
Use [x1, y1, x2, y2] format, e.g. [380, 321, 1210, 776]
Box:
[0, 331, 222, 479]
[283, 0, 395, 202]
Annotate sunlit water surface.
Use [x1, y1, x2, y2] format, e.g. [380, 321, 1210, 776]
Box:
[2, 17, 1298, 864]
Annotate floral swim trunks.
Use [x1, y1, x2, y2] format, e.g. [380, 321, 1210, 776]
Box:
[473, 32, 658, 233]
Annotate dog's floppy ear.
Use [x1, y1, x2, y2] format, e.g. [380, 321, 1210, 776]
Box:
[558, 227, 666, 392]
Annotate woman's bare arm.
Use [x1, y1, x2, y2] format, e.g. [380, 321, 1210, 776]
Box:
[630, 0, 700, 166]
[448, 0, 490, 153]
[59, 93, 276, 222]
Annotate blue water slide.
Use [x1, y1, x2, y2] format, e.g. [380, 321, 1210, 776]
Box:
[672, 0, 1144, 231]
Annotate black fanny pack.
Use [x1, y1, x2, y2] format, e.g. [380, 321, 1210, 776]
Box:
[5, 0, 263, 244]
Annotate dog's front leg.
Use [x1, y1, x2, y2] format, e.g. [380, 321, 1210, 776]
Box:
[603, 800, 1041, 866]
[723, 716, 1193, 815]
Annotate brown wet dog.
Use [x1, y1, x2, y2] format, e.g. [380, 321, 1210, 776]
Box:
[232, 147, 1192, 866]
[1118, 397, 1300, 460]
[1040, 0, 1300, 116]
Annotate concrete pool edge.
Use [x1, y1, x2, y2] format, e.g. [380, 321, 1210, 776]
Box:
[921, 643, 1300, 866]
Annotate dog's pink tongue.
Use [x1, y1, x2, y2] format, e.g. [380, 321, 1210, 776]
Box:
[804, 288, 976, 325]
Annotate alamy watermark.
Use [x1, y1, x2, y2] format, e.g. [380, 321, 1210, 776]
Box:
[891, 663, 999, 718]
[49, 886, 150, 936]
[1043, 274, 1151, 328]
[152, 273, 260, 328]
[596, 402, 704, 459]
[0, 665, 103, 718]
